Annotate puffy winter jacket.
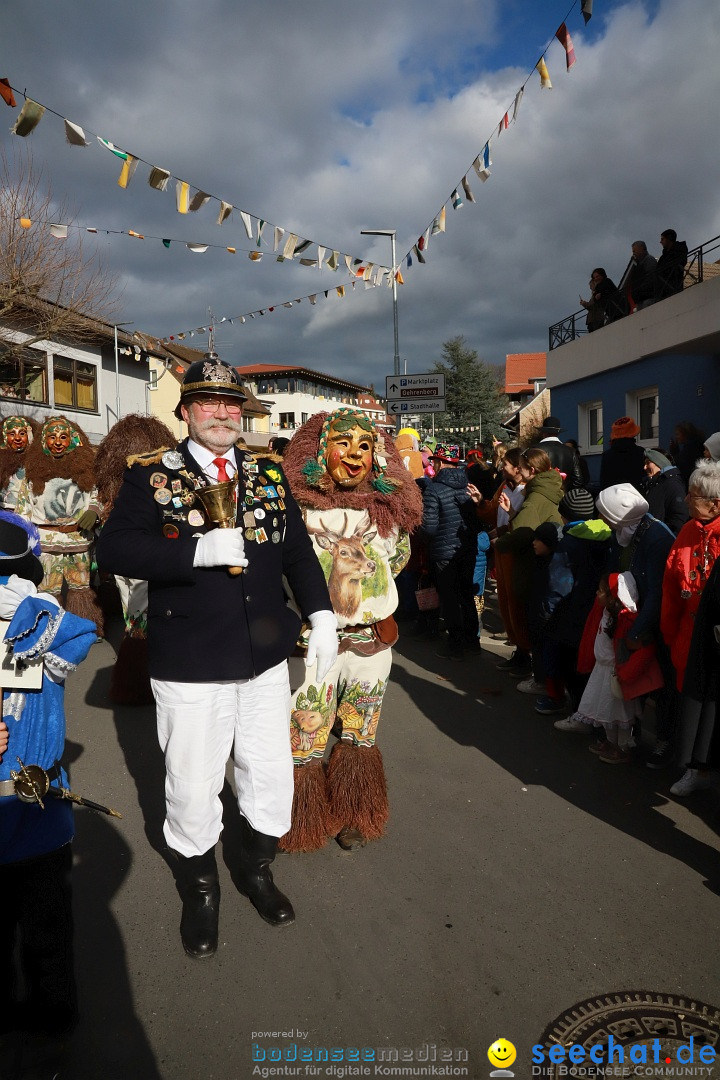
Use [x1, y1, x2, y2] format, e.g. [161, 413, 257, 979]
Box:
[640, 466, 689, 535]
[599, 439, 646, 490]
[421, 465, 478, 563]
[607, 515, 674, 644]
[546, 518, 612, 645]
[661, 514, 720, 689]
[495, 469, 564, 601]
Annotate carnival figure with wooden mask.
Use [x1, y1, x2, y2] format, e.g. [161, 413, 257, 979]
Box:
[0, 415, 38, 513]
[16, 416, 104, 631]
[279, 408, 422, 852]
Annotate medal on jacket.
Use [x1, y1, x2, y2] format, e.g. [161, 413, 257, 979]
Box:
[162, 451, 184, 470]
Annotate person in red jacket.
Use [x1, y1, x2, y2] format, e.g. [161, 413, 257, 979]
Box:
[661, 461, 720, 795]
[661, 461, 720, 694]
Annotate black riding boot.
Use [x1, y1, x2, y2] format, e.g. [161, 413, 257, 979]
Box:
[237, 817, 295, 927]
[170, 848, 220, 959]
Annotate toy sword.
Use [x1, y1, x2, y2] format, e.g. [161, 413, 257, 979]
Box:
[11, 757, 122, 818]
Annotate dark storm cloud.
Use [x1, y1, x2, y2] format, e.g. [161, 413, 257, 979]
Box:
[2, 0, 719, 388]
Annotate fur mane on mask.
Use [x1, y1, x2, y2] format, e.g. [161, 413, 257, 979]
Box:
[94, 414, 176, 518]
[282, 412, 423, 538]
[24, 418, 97, 495]
[0, 418, 40, 490]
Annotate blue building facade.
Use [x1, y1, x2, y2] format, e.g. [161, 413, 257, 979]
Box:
[547, 277, 720, 487]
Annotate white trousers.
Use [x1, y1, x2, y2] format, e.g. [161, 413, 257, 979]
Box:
[151, 661, 294, 857]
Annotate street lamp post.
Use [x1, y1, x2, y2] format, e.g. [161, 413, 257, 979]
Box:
[360, 228, 400, 431]
[114, 322, 134, 425]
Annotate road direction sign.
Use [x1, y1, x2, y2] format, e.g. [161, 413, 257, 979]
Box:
[388, 399, 446, 414]
[385, 373, 445, 400]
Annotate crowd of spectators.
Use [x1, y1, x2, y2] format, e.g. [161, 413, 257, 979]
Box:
[579, 228, 689, 333]
[399, 415, 720, 797]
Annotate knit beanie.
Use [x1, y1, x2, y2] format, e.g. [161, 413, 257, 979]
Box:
[596, 484, 649, 526]
[644, 448, 672, 470]
[704, 432, 720, 462]
[558, 486, 596, 521]
[534, 522, 561, 550]
[610, 416, 641, 440]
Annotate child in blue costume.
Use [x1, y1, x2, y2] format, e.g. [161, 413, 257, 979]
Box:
[0, 510, 96, 1045]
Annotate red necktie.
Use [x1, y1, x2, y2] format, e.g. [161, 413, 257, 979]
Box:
[213, 456, 231, 483]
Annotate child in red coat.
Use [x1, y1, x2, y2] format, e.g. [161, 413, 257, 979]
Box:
[565, 572, 664, 763]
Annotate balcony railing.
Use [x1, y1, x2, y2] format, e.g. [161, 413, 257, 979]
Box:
[548, 234, 720, 350]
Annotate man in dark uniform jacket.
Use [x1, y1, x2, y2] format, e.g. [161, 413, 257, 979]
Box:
[97, 354, 336, 958]
[532, 417, 584, 490]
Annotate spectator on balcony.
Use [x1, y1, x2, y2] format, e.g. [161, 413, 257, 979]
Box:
[703, 432, 720, 463]
[531, 417, 585, 490]
[655, 229, 688, 300]
[626, 241, 657, 312]
[579, 268, 625, 331]
[599, 417, 646, 491]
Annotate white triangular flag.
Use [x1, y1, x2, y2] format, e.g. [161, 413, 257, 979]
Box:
[64, 119, 89, 146]
[240, 212, 253, 239]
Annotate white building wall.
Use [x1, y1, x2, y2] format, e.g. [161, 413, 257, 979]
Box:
[0, 326, 151, 443]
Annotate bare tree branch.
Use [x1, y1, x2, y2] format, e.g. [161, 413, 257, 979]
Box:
[0, 145, 120, 361]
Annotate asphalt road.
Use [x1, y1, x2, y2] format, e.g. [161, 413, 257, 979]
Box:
[29, 611, 720, 1079]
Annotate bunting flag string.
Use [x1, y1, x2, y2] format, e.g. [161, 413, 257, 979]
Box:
[400, 0, 589, 276]
[1, 0, 592, 338]
[160, 274, 382, 344]
[3, 79, 378, 286]
[15, 214, 392, 270]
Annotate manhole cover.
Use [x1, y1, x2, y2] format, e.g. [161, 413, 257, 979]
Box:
[534, 990, 720, 1077]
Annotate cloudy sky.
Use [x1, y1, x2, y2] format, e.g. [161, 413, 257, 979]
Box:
[2, 0, 719, 391]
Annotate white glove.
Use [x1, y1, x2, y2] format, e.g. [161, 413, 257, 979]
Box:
[193, 528, 249, 569]
[305, 609, 338, 681]
[0, 575, 38, 620]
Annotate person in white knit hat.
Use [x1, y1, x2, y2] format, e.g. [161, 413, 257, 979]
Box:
[596, 483, 676, 769]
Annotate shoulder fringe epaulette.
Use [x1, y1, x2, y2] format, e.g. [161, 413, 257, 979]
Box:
[236, 447, 284, 467]
[126, 446, 173, 468]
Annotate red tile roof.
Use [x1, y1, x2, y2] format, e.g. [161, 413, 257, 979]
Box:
[505, 352, 546, 396]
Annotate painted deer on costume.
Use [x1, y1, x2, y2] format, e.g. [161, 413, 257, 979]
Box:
[307, 511, 377, 619]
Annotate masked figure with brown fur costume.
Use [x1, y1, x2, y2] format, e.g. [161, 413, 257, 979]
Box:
[0, 415, 38, 512]
[15, 415, 104, 632]
[94, 414, 176, 704]
[279, 409, 422, 852]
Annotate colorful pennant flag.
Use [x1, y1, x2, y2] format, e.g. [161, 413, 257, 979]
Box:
[0, 77, 16, 108]
[217, 201, 232, 225]
[64, 119, 88, 146]
[240, 211, 253, 239]
[189, 190, 210, 212]
[556, 24, 576, 70]
[117, 154, 139, 189]
[49, 223, 68, 239]
[97, 136, 127, 160]
[176, 181, 190, 213]
[581, 0, 593, 24]
[148, 167, 171, 191]
[512, 88, 524, 122]
[537, 58, 552, 89]
[12, 99, 45, 137]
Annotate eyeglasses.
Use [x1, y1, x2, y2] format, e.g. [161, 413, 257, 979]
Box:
[192, 398, 243, 415]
